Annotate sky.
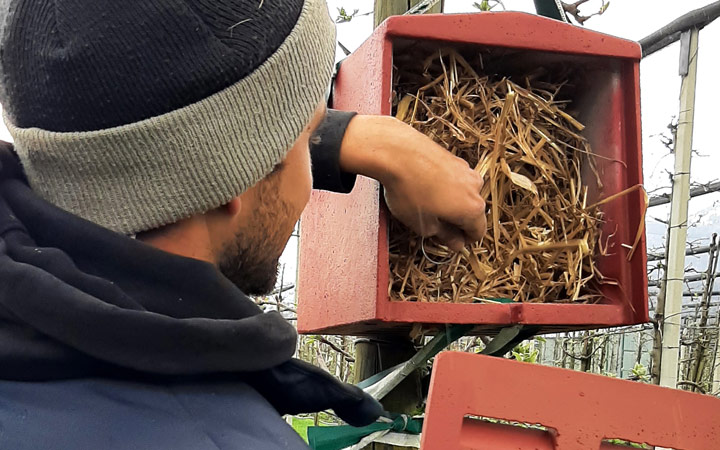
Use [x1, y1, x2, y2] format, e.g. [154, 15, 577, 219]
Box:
[0, 1, 718, 302]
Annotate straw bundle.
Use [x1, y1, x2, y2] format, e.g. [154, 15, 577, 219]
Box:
[389, 49, 610, 304]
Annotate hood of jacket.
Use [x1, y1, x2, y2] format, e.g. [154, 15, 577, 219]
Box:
[0, 141, 382, 426]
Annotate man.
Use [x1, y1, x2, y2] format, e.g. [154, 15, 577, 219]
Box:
[0, 0, 486, 448]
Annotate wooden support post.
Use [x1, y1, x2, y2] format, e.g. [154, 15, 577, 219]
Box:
[712, 316, 720, 395]
[658, 28, 699, 389]
[580, 331, 593, 372]
[354, 338, 422, 414]
[354, 338, 421, 450]
[373, 0, 442, 28]
[351, 4, 445, 448]
[686, 235, 718, 391]
[651, 226, 669, 385]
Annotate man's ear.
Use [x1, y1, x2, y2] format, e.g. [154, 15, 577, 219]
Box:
[222, 197, 243, 218]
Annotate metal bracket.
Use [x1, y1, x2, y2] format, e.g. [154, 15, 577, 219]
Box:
[678, 29, 692, 76]
[359, 324, 538, 402]
[358, 324, 474, 401]
[480, 324, 541, 357]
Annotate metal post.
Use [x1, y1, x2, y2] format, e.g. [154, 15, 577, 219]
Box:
[658, 28, 699, 389]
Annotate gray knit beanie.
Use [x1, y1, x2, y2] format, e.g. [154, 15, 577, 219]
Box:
[0, 0, 335, 234]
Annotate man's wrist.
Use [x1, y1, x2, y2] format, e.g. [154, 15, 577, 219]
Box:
[310, 109, 358, 193]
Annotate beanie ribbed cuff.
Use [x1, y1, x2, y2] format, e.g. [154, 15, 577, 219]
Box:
[4, 0, 336, 235]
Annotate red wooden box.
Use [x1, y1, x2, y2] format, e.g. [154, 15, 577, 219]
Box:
[422, 352, 720, 449]
[297, 12, 648, 336]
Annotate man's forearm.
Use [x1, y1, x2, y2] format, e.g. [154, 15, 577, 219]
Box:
[309, 112, 409, 193]
[311, 110, 486, 251]
[337, 114, 406, 187]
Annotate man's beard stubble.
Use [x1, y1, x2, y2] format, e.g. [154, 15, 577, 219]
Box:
[218, 232, 282, 296]
[217, 177, 293, 296]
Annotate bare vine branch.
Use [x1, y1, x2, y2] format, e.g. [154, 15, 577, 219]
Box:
[562, 0, 610, 25]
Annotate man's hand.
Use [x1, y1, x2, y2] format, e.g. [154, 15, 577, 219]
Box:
[338, 115, 486, 251]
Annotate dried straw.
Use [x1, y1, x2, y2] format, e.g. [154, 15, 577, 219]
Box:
[389, 49, 613, 304]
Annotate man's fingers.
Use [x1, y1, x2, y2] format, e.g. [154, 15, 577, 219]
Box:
[415, 214, 441, 237]
[460, 200, 487, 243]
[436, 169, 486, 242]
[413, 195, 487, 247]
[440, 193, 486, 243]
[435, 223, 467, 252]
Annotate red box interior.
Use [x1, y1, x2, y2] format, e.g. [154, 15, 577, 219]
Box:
[297, 12, 648, 336]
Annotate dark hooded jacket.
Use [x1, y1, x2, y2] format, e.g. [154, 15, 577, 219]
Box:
[0, 110, 380, 449]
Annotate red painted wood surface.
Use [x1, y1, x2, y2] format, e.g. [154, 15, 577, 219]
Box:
[297, 12, 647, 335]
[422, 352, 720, 450]
[297, 30, 390, 332]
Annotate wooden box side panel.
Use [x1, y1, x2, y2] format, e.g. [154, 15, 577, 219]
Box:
[422, 352, 720, 450]
[297, 31, 392, 333]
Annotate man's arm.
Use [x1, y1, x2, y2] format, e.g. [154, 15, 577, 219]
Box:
[310, 110, 486, 252]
